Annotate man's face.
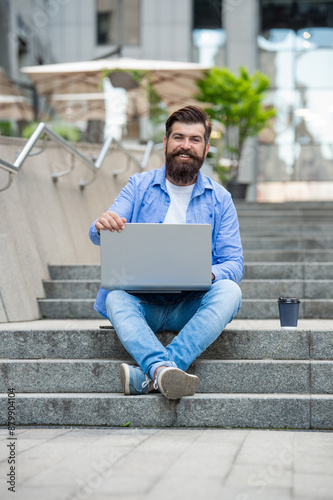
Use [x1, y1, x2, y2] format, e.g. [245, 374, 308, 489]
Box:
[163, 122, 210, 185]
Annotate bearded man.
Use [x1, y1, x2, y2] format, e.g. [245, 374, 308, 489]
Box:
[89, 105, 244, 400]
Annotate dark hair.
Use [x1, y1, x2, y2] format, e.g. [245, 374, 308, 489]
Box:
[165, 105, 212, 146]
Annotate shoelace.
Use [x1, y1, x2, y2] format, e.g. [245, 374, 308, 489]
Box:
[141, 375, 152, 389]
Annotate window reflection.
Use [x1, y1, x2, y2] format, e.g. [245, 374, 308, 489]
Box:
[296, 49, 333, 88]
[258, 23, 333, 182]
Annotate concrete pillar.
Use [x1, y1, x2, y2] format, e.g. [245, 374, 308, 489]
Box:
[224, 0, 259, 200]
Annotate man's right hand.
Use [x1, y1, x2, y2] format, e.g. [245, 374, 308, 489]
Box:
[95, 211, 127, 233]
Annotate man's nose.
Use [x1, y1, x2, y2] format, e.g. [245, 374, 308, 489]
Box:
[181, 138, 191, 149]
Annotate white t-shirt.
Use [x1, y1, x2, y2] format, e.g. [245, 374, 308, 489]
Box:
[163, 178, 195, 224]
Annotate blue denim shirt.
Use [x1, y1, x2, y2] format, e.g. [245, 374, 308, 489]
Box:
[89, 165, 244, 318]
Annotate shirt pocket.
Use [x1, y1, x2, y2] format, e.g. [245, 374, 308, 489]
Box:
[136, 187, 168, 223]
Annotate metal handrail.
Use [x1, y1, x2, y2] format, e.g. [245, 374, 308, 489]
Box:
[0, 122, 154, 192]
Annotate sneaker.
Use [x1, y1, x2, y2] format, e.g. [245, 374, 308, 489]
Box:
[120, 363, 152, 395]
[154, 367, 199, 400]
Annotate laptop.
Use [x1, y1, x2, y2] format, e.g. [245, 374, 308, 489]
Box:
[100, 223, 212, 292]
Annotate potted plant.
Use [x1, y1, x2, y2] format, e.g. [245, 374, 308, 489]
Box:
[195, 66, 276, 198]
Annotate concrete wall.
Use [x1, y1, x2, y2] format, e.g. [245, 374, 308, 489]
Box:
[0, 136, 161, 323]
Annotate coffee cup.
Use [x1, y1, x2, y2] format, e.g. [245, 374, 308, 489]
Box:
[277, 297, 300, 329]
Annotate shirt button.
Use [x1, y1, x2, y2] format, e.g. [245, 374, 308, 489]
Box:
[141, 203, 145, 207]
[209, 213, 213, 218]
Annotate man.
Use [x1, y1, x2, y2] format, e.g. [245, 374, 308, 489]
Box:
[89, 105, 244, 400]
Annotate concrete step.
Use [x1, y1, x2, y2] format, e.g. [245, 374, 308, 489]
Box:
[240, 280, 333, 299]
[239, 227, 333, 238]
[38, 297, 333, 319]
[237, 299, 333, 319]
[244, 263, 333, 279]
[0, 392, 331, 429]
[242, 236, 333, 250]
[2, 326, 332, 359]
[244, 249, 333, 262]
[1, 358, 332, 394]
[43, 280, 100, 299]
[49, 265, 100, 280]
[1, 327, 331, 360]
[42, 279, 333, 300]
[38, 298, 101, 319]
[46, 263, 333, 281]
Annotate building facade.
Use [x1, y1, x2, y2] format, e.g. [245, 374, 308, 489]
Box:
[1, 0, 333, 200]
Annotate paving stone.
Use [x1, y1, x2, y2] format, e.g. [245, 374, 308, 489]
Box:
[293, 473, 333, 498]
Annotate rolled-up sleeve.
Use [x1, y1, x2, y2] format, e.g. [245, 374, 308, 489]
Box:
[89, 176, 136, 246]
[212, 195, 244, 284]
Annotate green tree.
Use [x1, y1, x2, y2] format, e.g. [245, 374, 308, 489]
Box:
[195, 66, 276, 184]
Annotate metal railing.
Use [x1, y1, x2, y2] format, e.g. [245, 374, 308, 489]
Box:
[0, 122, 154, 192]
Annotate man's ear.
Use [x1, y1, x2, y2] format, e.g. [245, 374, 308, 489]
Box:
[204, 142, 210, 158]
[163, 136, 167, 153]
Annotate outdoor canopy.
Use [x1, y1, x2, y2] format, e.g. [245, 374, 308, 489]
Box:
[20, 57, 209, 115]
[0, 68, 34, 121]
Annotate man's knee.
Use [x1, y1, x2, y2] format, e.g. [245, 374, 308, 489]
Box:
[105, 289, 130, 318]
[212, 279, 242, 308]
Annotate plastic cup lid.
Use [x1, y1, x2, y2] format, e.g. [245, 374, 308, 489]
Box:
[278, 297, 300, 304]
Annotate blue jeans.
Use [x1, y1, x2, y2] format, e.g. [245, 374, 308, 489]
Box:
[105, 279, 242, 381]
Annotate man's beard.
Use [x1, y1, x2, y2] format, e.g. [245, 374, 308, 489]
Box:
[165, 148, 205, 185]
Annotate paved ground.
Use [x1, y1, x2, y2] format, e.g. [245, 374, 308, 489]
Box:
[0, 427, 333, 500]
[1, 318, 333, 330]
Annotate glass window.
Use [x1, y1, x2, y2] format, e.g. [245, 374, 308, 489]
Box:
[296, 28, 333, 50]
[123, 0, 140, 45]
[294, 145, 333, 181]
[96, 0, 140, 46]
[258, 145, 297, 181]
[193, 0, 222, 30]
[258, 1, 333, 183]
[296, 49, 333, 88]
[260, 1, 333, 32]
[295, 90, 333, 145]
[259, 50, 294, 89]
[262, 90, 300, 144]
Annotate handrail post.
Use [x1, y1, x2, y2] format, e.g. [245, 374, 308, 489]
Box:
[14, 122, 46, 170]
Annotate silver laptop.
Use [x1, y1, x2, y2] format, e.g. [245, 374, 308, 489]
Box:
[100, 223, 212, 292]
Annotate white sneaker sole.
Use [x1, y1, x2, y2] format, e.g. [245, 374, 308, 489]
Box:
[120, 363, 130, 395]
[158, 368, 199, 399]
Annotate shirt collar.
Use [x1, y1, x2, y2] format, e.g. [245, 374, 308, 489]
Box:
[154, 165, 213, 196]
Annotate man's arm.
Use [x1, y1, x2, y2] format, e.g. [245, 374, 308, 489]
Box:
[89, 176, 136, 246]
[212, 195, 244, 284]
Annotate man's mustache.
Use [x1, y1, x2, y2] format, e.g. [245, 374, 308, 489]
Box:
[170, 149, 201, 160]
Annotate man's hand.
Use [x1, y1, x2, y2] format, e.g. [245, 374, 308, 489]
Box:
[95, 211, 127, 233]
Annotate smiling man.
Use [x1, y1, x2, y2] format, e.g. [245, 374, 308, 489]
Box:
[89, 105, 244, 400]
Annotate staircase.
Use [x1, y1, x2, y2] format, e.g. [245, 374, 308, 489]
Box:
[0, 324, 333, 428]
[38, 202, 333, 320]
[1, 202, 333, 429]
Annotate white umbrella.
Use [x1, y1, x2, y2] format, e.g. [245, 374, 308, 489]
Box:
[21, 57, 208, 113]
[0, 68, 34, 121]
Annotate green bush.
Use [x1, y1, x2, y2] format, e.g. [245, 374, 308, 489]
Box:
[22, 122, 81, 142]
[0, 121, 16, 137]
[195, 66, 276, 182]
